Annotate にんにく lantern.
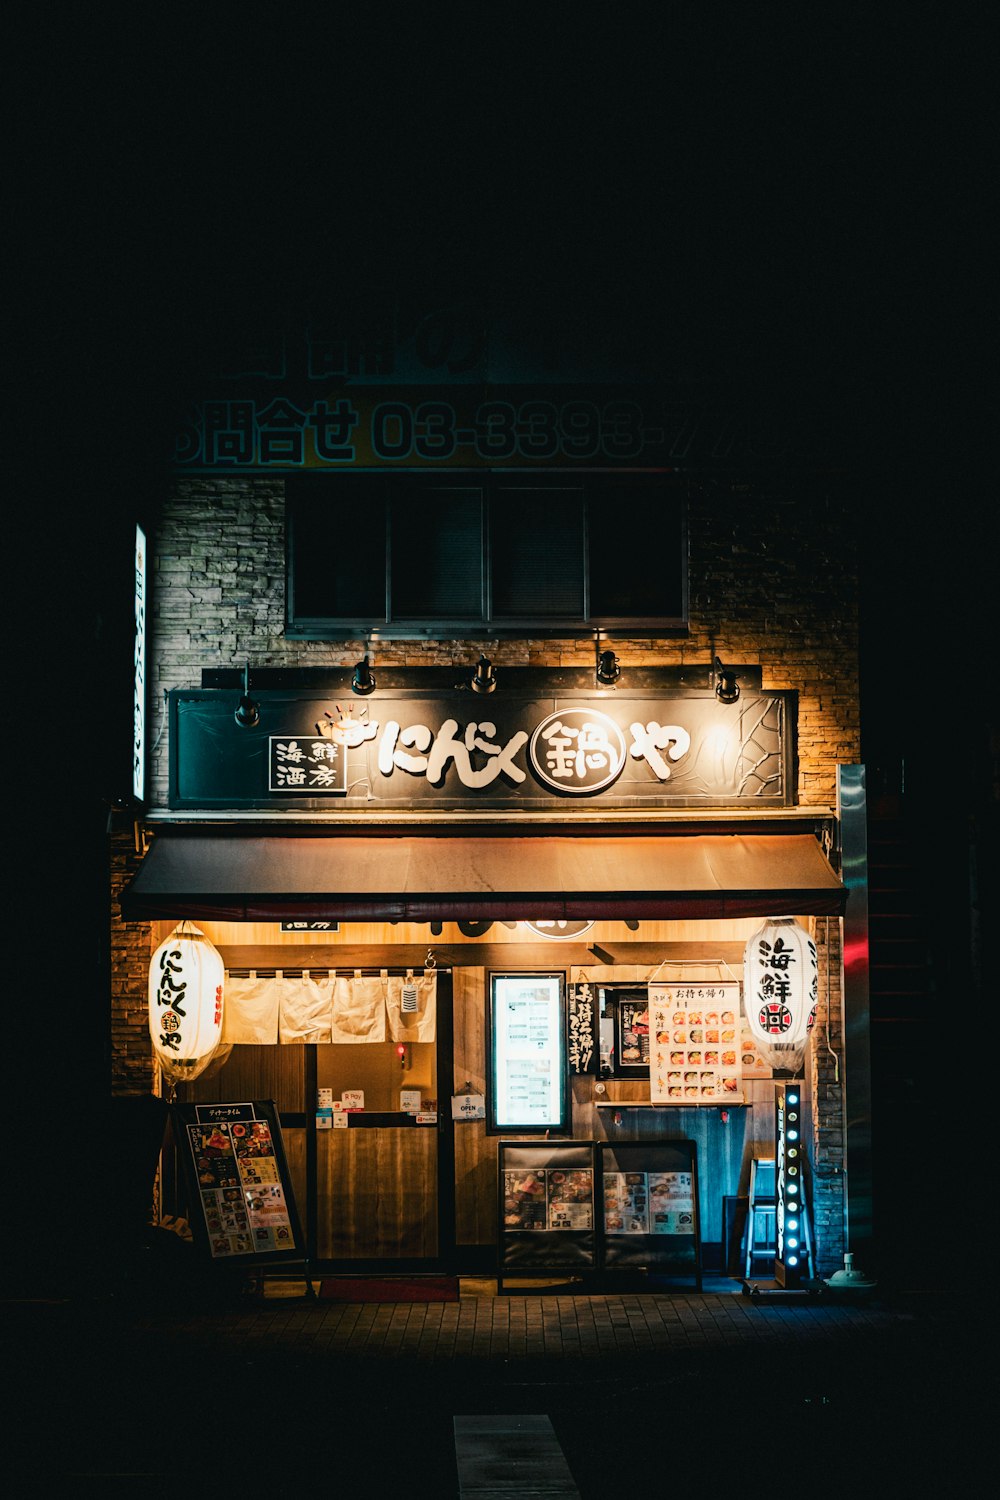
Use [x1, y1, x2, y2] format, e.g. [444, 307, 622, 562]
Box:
[742, 917, 818, 1070]
[148, 921, 225, 1087]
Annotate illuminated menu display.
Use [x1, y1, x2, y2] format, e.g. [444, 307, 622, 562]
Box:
[489, 974, 567, 1133]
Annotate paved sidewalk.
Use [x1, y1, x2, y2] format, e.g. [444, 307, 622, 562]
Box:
[5, 1274, 982, 1496]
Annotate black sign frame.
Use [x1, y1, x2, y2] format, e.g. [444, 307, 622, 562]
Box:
[172, 1099, 306, 1269]
[497, 1140, 599, 1289]
[169, 687, 795, 811]
[599, 1139, 702, 1287]
[487, 971, 569, 1136]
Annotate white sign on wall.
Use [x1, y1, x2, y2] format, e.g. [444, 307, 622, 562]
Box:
[133, 523, 146, 803]
[489, 974, 566, 1131]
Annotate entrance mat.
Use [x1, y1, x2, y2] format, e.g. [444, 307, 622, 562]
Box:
[318, 1276, 460, 1303]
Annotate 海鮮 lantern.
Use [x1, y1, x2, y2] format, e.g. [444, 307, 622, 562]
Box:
[742, 917, 818, 1071]
[148, 921, 225, 1090]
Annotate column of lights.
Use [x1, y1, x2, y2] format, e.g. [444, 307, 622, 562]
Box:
[775, 1082, 808, 1287]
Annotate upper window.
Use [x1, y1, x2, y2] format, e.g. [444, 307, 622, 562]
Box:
[286, 472, 687, 638]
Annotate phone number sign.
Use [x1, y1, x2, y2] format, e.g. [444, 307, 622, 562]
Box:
[173, 387, 696, 470]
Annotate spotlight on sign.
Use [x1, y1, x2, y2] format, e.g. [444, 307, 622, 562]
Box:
[597, 649, 621, 685]
[352, 655, 376, 695]
[234, 662, 260, 727]
[471, 655, 497, 694]
[714, 657, 741, 704]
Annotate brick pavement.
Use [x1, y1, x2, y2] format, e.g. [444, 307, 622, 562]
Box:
[4, 1282, 983, 1495]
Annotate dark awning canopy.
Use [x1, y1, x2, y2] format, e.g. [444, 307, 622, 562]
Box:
[119, 829, 845, 924]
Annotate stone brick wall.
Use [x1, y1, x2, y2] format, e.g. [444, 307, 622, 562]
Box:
[145, 472, 859, 808]
[110, 829, 157, 1097]
[809, 915, 846, 1274]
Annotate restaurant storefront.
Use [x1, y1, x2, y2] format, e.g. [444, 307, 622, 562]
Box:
[111, 308, 867, 1286]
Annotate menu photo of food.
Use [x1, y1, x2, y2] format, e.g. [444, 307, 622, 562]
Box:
[243, 1181, 296, 1253]
[648, 1171, 696, 1236]
[188, 1112, 297, 1257]
[617, 997, 650, 1068]
[604, 1170, 696, 1236]
[503, 1166, 594, 1231]
[546, 1168, 595, 1230]
[503, 1169, 548, 1230]
[739, 1020, 773, 1079]
[649, 982, 744, 1103]
[603, 1171, 649, 1234]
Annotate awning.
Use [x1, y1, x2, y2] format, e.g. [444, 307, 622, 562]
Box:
[119, 830, 845, 923]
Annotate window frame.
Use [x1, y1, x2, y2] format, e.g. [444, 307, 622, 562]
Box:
[285, 471, 688, 639]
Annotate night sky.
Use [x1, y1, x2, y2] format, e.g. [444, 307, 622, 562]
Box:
[8, 11, 992, 862]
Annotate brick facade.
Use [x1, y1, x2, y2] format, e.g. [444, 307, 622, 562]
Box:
[144, 472, 858, 809]
[111, 467, 857, 1273]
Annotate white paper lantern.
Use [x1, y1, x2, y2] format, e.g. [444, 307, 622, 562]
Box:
[742, 917, 818, 1069]
[148, 921, 225, 1088]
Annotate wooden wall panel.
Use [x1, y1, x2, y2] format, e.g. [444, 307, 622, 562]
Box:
[183, 1044, 306, 1114]
[452, 968, 497, 1247]
[317, 1129, 437, 1259]
[282, 1126, 308, 1243]
[448, 964, 783, 1250]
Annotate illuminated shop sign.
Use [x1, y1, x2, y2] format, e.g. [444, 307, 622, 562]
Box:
[172, 691, 792, 811]
[133, 524, 146, 803]
[774, 1082, 809, 1288]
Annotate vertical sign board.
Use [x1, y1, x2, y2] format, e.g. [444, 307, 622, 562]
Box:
[172, 1100, 305, 1266]
[774, 1083, 808, 1286]
[133, 523, 146, 804]
[567, 981, 597, 1075]
[600, 1140, 702, 1287]
[498, 1141, 599, 1280]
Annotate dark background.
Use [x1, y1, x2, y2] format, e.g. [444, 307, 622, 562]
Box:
[7, 11, 994, 1285]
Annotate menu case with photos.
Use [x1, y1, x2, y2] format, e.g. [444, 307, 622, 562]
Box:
[648, 982, 745, 1103]
[503, 1166, 595, 1231]
[498, 1140, 598, 1275]
[600, 1139, 702, 1283]
[172, 1099, 305, 1264]
[603, 1169, 695, 1237]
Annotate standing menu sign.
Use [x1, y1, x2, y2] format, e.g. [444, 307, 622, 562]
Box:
[498, 1141, 598, 1282]
[601, 1140, 702, 1286]
[173, 1100, 304, 1265]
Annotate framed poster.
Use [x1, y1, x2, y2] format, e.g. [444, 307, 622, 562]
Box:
[487, 972, 568, 1134]
[172, 1099, 305, 1265]
[498, 1140, 599, 1280]
[597, 986, 650, 1075]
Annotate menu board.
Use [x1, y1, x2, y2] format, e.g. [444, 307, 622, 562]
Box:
[648, 982, 744, 1103]
[600, 1140, 702, 1283]
[172, 1100, 305, 1264]
[488, 973, 567, 1132]
[498, 1141, 598, 1275]
[503, 1166, 595, 1231]
[603, 1169, 696, 1236]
